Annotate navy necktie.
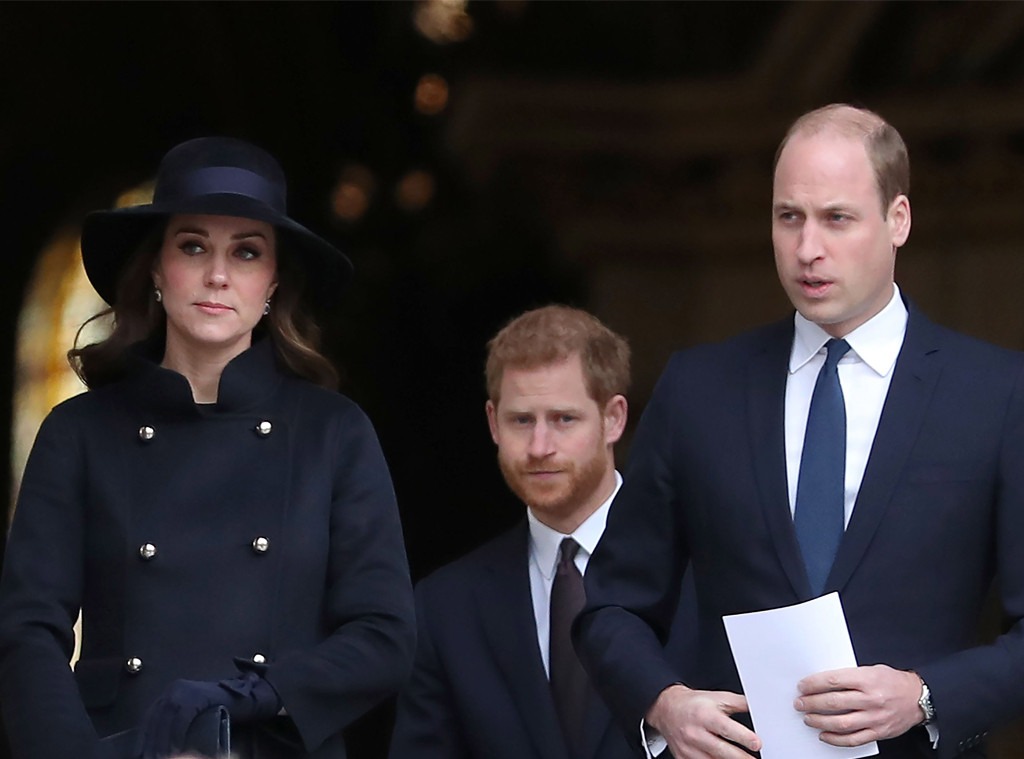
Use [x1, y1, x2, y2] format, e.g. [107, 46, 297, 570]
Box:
[794, 338, 851, 596]
[549, 537, 588, 759]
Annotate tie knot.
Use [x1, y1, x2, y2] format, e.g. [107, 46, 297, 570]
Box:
[824, 338, 851, 371]
[558, 537, 581, 568]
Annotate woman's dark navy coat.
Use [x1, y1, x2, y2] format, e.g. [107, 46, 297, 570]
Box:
[0, 340, 416, 758]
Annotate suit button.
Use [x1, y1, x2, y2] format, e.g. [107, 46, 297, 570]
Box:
[255, 420, 273, 437]
[138, 543, 157, 560]
[125, 657, 143, 674]
[138, 426, 155, 442]
[252, 653, 267, 664]
[252, 536, 270, 554]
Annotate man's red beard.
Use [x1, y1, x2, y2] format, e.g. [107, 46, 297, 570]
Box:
[498, 444, 608, 524]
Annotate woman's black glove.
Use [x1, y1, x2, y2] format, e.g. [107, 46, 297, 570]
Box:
[137, 671, 281, 759]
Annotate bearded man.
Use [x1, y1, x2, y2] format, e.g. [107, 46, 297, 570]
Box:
[389, 304, 638, 759]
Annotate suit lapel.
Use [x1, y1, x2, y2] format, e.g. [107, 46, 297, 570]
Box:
[748, 319, 812, 598]
[827, 308, 944, 591]
[477, 522, 568, 759]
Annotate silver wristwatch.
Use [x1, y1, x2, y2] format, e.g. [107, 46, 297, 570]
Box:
[918, 677, 936, 725]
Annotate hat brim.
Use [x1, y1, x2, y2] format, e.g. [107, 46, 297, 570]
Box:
[80, 193, 353, 308]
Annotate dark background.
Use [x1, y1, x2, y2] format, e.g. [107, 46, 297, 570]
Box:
[3, 2, 1024, 756]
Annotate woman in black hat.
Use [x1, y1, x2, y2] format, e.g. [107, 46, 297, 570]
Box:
[0, 138, 416, 759]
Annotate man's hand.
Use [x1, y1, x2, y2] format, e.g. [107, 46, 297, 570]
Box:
[646, 683, 761, 758]
[795, 665, 924, 747]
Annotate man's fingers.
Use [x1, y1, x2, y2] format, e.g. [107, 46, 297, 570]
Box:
[653, 686, 761, 757]
[795, 689, 861, 714]
[817, 728, 881, 747]
[715, 691, 750, 715]
[797, 666, 861, 695]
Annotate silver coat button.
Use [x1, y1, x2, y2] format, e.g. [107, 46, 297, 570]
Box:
[125, 657, 143, 674]
[252, 536, 270, 554]
[252, 653, 267, 664]
[138, 543, 157, 560]
[255, 420, 273, 437]
[138, 426, 155, 441]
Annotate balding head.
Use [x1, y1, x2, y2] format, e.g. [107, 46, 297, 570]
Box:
[774, 104, 909, 216]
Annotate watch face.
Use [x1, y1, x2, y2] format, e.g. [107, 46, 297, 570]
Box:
[919, 684, 935, 723]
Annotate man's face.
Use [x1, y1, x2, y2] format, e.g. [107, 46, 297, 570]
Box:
[772, 131, 910, 337]
[486, 355, 625, 533]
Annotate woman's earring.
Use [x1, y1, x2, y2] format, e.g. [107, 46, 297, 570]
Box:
[263, 299, 271, 316]
[154, 287, 162, 303]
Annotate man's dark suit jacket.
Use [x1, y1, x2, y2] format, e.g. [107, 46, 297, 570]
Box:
[389, 521, 643, 759]
[575, 304, 1024, 759]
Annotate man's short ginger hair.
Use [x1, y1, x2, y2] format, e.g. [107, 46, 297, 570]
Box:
[485, 305, 630, 406]
[775, 103, 910, 215]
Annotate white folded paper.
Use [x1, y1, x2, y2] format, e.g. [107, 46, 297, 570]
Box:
[723, 593, 878, 759]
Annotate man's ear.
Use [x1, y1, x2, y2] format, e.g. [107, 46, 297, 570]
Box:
[603, 394, 628, 445]
[485, 400, 500, 445]
[888, 194, 911, 248]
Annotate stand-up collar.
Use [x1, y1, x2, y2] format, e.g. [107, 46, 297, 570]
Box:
[121, 338, 284, 417]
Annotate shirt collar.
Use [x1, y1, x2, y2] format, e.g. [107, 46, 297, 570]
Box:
[528, 470, 622, 580]
[790, 284, 907, 377]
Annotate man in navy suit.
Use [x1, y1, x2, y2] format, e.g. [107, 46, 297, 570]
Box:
[575, 104, 1024, 759]
[389, 305, 636, 759]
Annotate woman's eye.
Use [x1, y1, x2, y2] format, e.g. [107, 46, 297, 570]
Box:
[236, 246, 261, 261]
[180, 241, 204, 255]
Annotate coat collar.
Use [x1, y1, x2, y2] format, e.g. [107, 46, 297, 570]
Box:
[747, 317, 808, 597]
[477, 523, 567, 759]
[826, 305, 945, 592]
[121, 338, 285, 417]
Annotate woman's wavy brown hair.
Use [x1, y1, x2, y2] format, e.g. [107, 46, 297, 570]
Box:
[69, 221, 340, 390]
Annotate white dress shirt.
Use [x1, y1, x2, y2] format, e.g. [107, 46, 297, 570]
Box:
[528, 471, 623, 677]
[785, 285, 907, 524]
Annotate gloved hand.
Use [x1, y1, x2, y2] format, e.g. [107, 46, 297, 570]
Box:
[137, 671, 281, 759]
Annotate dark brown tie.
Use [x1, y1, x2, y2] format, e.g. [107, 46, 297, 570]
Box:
[549, 537, 588, 759]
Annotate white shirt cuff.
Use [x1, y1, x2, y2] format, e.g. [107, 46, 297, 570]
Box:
[639, 717, 668, 757]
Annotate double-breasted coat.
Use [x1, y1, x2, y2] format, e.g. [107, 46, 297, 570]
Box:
[0, 339, 416, 759]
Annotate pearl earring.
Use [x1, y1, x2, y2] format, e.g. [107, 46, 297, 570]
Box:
[263, 299, 271, 316]
[154, 288, 162, 303]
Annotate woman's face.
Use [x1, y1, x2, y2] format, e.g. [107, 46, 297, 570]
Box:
[152, 214, 278, 360]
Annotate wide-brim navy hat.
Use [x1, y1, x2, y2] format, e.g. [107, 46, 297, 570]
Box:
[80, 136, 353, 307]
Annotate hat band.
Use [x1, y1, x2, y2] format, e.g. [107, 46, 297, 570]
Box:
[156, 166, 286, 209]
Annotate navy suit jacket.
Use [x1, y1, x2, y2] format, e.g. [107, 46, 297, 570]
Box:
[389, 521, 642, 759]
[576, 305, 1024, 759]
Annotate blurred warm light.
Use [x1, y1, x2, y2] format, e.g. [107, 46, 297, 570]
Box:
[116, 180, 156, 208]
[11, 181, 154, 515]
[414, 0, 473, 44]
[331, 164, 377, 222]
[415, 73, 449, 116]
[12, 233, 107, 512]
[395, 170, 436, 212]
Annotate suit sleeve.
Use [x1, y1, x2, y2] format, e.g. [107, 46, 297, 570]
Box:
[263, 404, 417, 751]
[917, 359, 1024, 758]
[574, 354, 690, 733]
[0, 409, 106, 759]
[388, 581, 471, 759]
